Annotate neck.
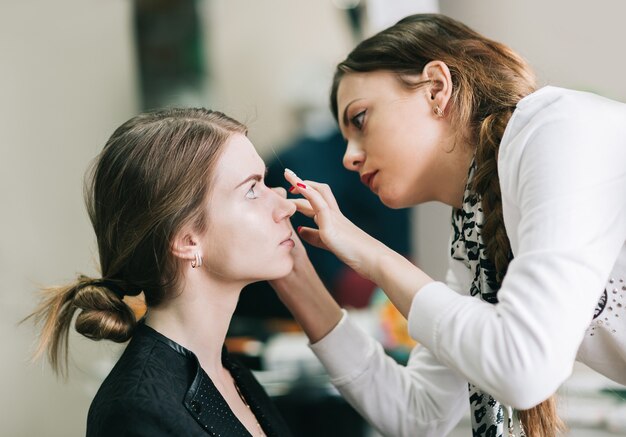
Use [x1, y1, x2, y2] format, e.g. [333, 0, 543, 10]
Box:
[144, 276, 244, 377]
[437, 144, 474, 209]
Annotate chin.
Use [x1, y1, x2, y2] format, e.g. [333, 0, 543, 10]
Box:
[378, 189, 410, 209]
[262, 259, 295, 281]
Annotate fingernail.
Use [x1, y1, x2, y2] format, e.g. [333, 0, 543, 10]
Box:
[297, 183, 306, 189]
[288, 186, 295, 193]
[297, 226, 303, 233]
[284, 168, 296, 175]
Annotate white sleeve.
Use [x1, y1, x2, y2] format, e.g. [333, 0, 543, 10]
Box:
[408, 111, 626, 409]
[309, 310, 467, 437]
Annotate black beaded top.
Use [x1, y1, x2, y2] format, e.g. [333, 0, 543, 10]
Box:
[86, 322, 292, 436]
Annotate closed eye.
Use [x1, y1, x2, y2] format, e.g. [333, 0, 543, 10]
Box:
[351, 110, 366, 130]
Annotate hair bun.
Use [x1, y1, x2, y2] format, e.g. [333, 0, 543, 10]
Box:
[73, 283, 136, 343]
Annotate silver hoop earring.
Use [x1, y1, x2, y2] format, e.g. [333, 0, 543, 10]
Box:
[433, 105, 444, 117]
[191, 252, 203, 268]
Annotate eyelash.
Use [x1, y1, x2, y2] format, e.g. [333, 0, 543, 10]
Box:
[351, 110, 366, 130]
[246, 183, 259, 199]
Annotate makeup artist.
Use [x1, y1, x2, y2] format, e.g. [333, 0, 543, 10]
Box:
[271, 13, 626, 437]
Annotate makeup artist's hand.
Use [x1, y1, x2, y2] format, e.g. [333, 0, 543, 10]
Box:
[268, 186, 343, 343]
[268, 186, 319, 287]
[283, 169, 384, 280]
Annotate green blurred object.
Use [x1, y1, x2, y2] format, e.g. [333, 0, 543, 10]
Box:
[134, 0, 207, 109]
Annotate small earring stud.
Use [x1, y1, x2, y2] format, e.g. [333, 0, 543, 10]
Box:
[433, 105, 444, 117]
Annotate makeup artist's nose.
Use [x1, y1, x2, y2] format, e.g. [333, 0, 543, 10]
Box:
[343, 140, 364, 172]
[273, 189, 296, 222]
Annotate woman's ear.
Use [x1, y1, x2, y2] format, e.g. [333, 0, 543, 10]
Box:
[422, 60, 453, 113]
[171, 227, 200, 263]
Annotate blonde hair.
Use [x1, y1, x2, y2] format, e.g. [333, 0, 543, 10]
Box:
[330, 14, 565, 437]
[27, 108, 247, 376]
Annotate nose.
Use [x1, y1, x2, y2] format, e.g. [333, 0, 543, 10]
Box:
[272, 188, 296, 222]
[342, 140, 364, 172]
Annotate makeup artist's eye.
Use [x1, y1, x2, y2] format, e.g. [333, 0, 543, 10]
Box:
[246, 183, 259, 199]
[351, 110, 366, 130]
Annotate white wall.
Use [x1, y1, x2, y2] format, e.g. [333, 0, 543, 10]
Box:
[203, 0, 354, 157]
[0, 1, 137, 435]
[414, 0, 626, 281]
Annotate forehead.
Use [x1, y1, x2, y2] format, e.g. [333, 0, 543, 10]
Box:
[336, 71, 409, 126]
[337, 71, 406, 104]
[214, 133, 264, 186]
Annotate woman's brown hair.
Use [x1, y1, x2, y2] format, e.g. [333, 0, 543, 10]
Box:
[330, 14, 564, 437]
[27, 108, 247, 376]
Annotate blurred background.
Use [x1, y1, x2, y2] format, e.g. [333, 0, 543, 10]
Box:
[1, 0, 625, 435]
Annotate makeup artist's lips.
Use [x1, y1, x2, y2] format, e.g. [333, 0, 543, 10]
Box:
[360, 171, 378, 191]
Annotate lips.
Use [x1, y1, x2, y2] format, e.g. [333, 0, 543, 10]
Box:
[360, 171, 378, 190]
[280, 231, 293, 245]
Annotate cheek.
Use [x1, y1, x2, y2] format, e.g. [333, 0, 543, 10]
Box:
[204, 207, 252, 258]
[205, 206, 288, 275]
[214, 210, 260, 251]
[203, 188, 299, 275]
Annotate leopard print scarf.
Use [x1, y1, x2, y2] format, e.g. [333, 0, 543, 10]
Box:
[451, 160, 525, 437]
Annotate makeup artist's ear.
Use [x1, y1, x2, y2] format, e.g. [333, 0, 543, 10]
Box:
[422, 60, 453, 112]
[170, 226, 201, 262]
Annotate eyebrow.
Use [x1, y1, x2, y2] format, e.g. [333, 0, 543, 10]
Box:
[341, 98, 365, 130]
[235, 166, 269, 189]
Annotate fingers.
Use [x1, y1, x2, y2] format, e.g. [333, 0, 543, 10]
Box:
[284, 169, 331, 215]
[302, 180, 339, 210]
[284, 168, 304, 188]
[297, 227, 328, 251]
[284, 168, 339, 213]
[291, 198, 315, 217]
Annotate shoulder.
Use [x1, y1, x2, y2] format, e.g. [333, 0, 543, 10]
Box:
[501, 86, 626, 154]
[87, 394, 195, 437]
[499, 87, 626, 196]
[87, 333, 194, 436]
[95, 331, 190, 399]
[506, 86, 625, 133]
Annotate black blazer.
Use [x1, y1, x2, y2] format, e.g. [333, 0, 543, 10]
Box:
[87, 322, 292, 436]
